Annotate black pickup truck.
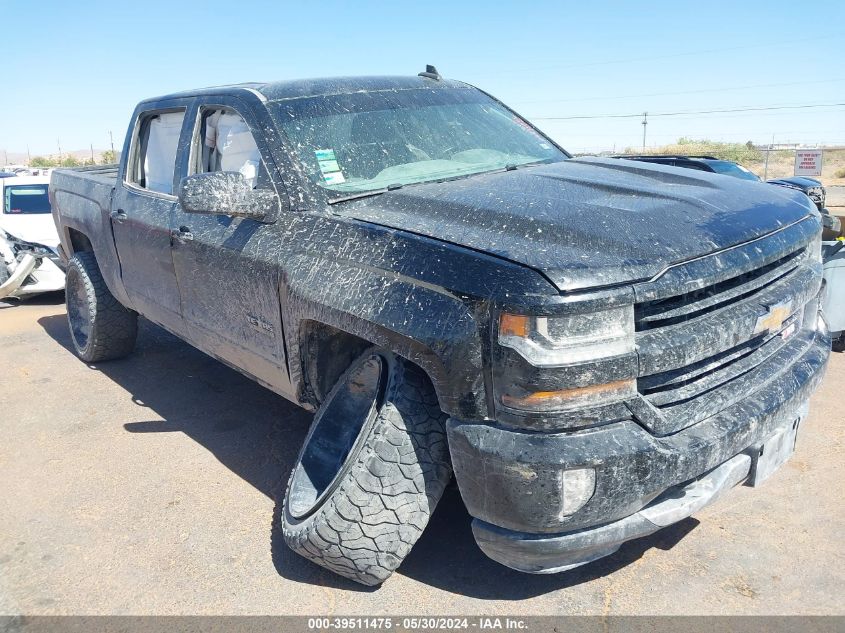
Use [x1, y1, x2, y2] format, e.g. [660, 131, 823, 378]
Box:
[50, 70, 830, 586]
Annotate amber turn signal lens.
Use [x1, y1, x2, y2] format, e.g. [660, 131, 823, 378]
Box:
[501, 379, 635, 412]
[499, 313, 530, 338]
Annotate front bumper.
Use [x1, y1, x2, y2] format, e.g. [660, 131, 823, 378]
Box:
[448, 324, 829, 573]
[822, 210, 842, 240]
[2, 255, 65, 298]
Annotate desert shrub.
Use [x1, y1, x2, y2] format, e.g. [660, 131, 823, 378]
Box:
[621, 139, 762, 163]
[666, 138, 763, 163]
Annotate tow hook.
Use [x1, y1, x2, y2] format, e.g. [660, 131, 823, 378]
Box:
[0, 253, 38, 299]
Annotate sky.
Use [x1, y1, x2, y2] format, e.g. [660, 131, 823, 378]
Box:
[1, 0, 843, 158]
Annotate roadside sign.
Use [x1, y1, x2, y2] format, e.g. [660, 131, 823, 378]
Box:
[794, 149, 823, 177]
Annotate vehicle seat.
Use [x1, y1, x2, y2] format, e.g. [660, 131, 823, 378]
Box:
[205, 111, 261, 187]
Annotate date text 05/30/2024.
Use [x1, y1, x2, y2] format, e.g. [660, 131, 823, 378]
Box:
[307, 617, 528, 630]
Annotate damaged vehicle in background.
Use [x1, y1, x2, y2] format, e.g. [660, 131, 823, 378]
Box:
[50, 68, 829, 586]
[0, 176, 65, 300]
[614, 154, 840, 237]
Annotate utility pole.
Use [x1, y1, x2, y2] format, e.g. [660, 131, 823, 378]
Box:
[2, 150, 7, 166]
[641, 112, 648, 151]
[764, 133, 774, 180]
[90, 144, 95, 164]
[27, 145, 31, 164]
[109, 131, 115, 158]
[57, 138, 62, 163]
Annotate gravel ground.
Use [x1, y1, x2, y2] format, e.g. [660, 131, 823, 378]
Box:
[0, 295, 843, 615]
[827, 185, 845, 209]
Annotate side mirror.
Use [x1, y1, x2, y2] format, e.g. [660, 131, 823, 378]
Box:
[178, 172, 281, 223]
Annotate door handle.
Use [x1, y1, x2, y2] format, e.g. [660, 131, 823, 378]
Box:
[171, 226, 194, 244]
[110, 209, 127, 224]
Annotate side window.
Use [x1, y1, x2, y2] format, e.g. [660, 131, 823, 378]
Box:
[127, 109, 186, 195]
[191, 107, 263, 188]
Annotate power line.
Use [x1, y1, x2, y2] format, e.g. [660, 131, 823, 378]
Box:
[472, 34, 844, 75]
[552, 130, 845, 138]
[532, 102, 845, 121]
[511, 78, 843, 105]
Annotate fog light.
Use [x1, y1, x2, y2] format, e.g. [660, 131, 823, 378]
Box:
[558, 468, 596, 518]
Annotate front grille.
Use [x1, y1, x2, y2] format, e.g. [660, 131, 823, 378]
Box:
[640, 311, 800, 410]
[808, 188, 825, 209]
[631, 221, 820, 435]
[636, 248, 804, 330]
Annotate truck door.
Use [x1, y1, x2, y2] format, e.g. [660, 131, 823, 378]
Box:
[111, 105, 189, 332]
[169, 100, 292, 396]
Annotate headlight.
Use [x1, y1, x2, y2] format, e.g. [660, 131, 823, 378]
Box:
[498, 306, 635, 367]
[494, 307, 636, 417]
[1, 230, 54, 258]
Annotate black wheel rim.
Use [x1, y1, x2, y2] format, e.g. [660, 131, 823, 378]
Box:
[287, 354, 386, 519]
[66, 268, 91, 352]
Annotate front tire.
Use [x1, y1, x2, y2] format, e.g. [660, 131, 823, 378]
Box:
[282, 350, 451, 586]
[65, 252, 138, 362]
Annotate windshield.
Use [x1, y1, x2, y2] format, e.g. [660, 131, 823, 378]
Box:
[3, 184, 51, 214]
[706, 160, 760, 182]
[272, 88, 567, 198]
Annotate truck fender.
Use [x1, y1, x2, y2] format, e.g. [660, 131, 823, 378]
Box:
[284, 256, 488, 420]
[51, 189, 133, 309]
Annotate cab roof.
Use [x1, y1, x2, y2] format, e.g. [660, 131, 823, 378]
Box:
[144, 75, 472, 105]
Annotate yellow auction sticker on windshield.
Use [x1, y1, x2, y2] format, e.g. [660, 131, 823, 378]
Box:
[315, 149, 346, 184]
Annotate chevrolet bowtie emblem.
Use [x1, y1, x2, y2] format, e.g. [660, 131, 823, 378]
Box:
[753, 300, 793, 335]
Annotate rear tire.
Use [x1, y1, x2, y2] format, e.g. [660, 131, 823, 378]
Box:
[833, 333, 845, 353]
[65, 252, 137, 362]
[282, 349, 451, 586]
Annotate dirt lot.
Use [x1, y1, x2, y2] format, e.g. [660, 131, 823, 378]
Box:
[1, 295, 843, 616]
[827, 185, 845, 210]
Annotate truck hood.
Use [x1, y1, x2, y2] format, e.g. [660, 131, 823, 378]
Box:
[767, 176, 822, 191]
[0, 214, 61, 249]
[341, 156, 815, 292]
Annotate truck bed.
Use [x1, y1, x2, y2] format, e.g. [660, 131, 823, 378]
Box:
[52, 164, 119, 188]
[50, 165, 121, 281]
[51, 165, 117, 208]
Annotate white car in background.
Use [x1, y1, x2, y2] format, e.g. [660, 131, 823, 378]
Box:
[0, 176, 65, 299]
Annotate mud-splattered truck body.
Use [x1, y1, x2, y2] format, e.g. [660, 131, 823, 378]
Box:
[50, 73, 830, 585]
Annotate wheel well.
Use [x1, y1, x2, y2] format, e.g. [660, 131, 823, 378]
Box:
[301, 322, 372, 404]
[67, 228, 93, 254]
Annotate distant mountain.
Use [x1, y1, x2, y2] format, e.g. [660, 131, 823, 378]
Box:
[3, 149, 111, 166]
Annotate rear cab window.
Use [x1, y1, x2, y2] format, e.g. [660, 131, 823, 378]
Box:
[125, 108, 187, 195]
[3, 184, 51, 214]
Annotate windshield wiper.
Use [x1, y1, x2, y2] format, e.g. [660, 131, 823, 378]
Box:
[327, 160, 555, 204]
[328, 189, 390, 204]
[328, 183, 405, 204]
[507, 158, 555, 170]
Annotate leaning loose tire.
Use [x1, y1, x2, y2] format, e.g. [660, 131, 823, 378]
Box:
[65, 252, 138, 362]
[282, 350, 451, 586]
[833, 333, 845, 353]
